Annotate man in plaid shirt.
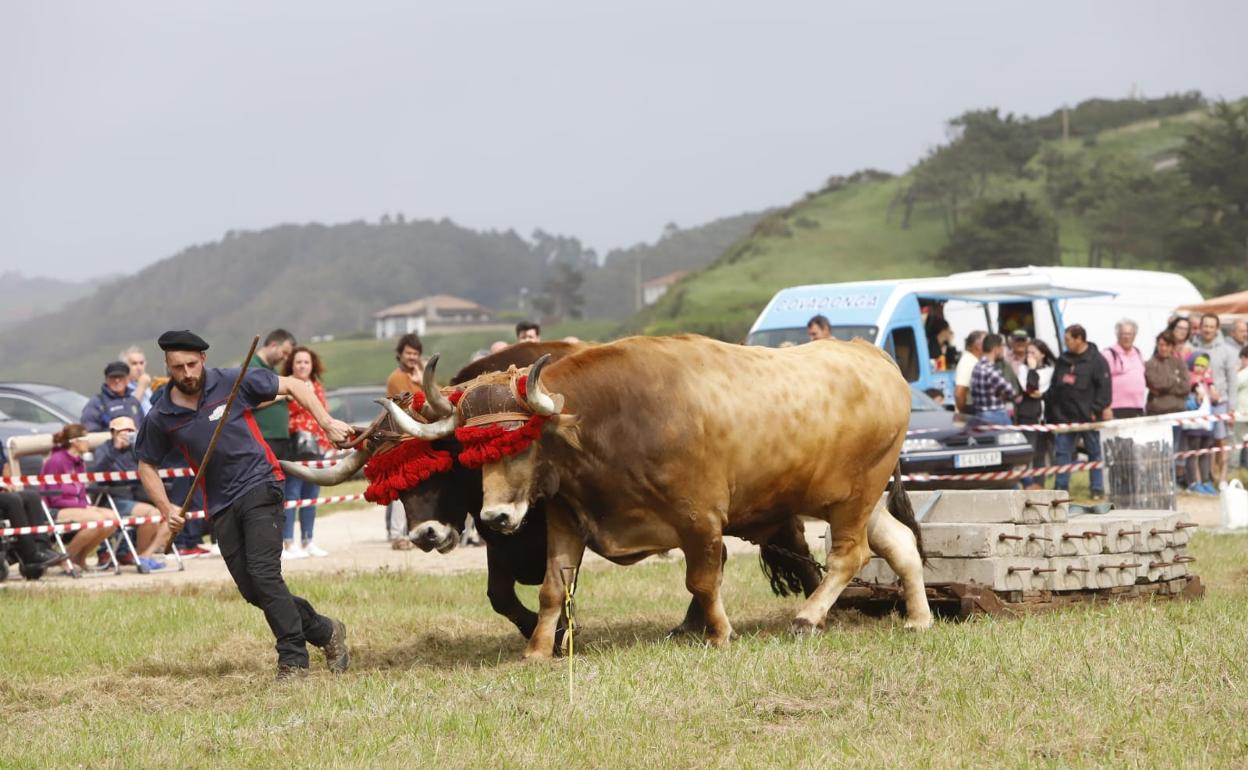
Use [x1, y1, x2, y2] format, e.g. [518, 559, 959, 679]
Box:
[970, 333, 1017, 425]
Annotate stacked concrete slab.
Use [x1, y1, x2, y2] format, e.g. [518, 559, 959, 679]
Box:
[859, 490, 1197, 596]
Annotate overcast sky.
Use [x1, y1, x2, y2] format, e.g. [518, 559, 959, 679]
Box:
[2, 1, 1245, 282]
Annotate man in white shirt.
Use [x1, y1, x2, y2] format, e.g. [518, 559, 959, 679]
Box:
[955, 330, 986, 414]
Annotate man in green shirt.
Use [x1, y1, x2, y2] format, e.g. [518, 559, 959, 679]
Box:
[250, 329, 297, 460]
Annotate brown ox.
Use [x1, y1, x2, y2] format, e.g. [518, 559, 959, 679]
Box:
[443, 334, 930, 658]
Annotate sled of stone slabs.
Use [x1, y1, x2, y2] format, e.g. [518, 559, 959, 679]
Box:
[919, 511, 1196, 559]
[837, 575, 1203, 620]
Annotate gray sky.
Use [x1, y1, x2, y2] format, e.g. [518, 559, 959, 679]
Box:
[3, 0, 1245, 282]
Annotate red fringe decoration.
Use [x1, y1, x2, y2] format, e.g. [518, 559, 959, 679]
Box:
[456, 415, 548, 469]
[362, 439, 454, 505]
[409, 390, 426, 411]
[448, 389, 464, 405]
[516, 375, 529, 399]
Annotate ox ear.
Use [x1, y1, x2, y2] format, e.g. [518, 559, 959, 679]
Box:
[550, 414, 581, 451]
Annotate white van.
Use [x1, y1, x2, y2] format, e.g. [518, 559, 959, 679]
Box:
[746, 266, 1202, 399]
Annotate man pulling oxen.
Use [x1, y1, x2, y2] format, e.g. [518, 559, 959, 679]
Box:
[337, 334, 930, 659]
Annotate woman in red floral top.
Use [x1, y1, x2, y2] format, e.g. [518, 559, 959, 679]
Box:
[281, 346, 335, 558]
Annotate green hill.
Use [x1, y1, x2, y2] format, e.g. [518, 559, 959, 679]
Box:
[0, 213, 758, 393]
[636, 94, 1239, 341]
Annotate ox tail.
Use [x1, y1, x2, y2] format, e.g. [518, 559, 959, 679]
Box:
[758, 521, 823, 599]
[887, 462, 925, 562]
[758, 547, 808, 599]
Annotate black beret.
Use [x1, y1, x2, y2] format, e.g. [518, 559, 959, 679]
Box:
[104, 360, 130, 378]
[157, 330, 210, 352]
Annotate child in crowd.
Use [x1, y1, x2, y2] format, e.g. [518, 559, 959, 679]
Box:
[1182, 353, 1218, 496]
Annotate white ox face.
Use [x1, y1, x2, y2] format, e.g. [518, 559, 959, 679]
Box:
[478, 445, 541, 534]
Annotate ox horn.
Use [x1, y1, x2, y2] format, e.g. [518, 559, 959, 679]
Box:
[280, 447, 373, 487]
[380, 397, 457, 441]
[421, 354, 456, 420]
[524, 354, 561, 416]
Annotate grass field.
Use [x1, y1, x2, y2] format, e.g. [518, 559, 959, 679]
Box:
[4, 529, 1247, 769]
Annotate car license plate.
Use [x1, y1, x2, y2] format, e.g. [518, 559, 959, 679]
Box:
[955, 451, 1002, 469]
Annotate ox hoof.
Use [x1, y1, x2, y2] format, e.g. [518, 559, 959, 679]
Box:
[791, 617, 822, 636]
[521, 650, 555, 664]
[904, 615, 934, 631]
[666, 622, 705, 640]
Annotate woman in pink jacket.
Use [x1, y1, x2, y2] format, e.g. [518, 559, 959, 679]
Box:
[41, 424, 114, 569]
[1103, 319, 1148, 419]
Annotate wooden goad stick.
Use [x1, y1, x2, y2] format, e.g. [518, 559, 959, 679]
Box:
[169, 334, 261, 535]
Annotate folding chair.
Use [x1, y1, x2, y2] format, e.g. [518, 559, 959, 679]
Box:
[91, 487, 185, 574]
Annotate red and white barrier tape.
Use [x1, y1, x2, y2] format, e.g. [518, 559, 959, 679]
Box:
[906, 409, 1236, 436]
[0, 494, 367, 537]
[0, 454, 356, 488]
[900, 439, 1248, 483]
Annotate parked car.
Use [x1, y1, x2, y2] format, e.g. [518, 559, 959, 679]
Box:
[0, 383, 89, 476]
[901, 387, 1033, 489]
[0, 382, 89, 425]
[324, 386, 387, 430]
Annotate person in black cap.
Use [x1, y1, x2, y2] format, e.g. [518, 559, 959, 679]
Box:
[80, 360, 144, 432]
[135, 330, 356, 681]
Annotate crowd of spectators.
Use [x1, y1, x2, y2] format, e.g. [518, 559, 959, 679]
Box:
[938, 312, 1248, 497]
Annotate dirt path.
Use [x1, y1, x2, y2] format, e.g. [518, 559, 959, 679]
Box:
[2, 492, 1226, 592]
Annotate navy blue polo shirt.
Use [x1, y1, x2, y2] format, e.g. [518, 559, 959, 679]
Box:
[135, 367, 285, 516]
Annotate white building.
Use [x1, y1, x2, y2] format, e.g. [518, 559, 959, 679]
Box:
[373, 295, 495, 339]
[642, 270, 689, 306]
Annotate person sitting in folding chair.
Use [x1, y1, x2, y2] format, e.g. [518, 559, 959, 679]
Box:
[1, 441, 69, 576]
[40, 425, 114, 570]
[92, 415, 172, 571]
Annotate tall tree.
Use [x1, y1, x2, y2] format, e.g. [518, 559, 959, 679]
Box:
[935, 194, 1059, 271]
[1172, 100, 1248, 272]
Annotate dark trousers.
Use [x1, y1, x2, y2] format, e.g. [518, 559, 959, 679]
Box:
[211, 483, 332, 667]
[1054, 431, 1104, 493]
[0, 489, 53, 560]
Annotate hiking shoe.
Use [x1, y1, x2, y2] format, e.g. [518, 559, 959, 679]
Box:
[274, 664, 309, 682]
[321, 618, 349, 673]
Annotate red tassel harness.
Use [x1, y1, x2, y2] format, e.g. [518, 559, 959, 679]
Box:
[362, 438, 454, 505]
[455, 415, 548, 469]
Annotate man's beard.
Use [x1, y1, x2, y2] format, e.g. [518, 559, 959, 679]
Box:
[173, 376, 203, 395]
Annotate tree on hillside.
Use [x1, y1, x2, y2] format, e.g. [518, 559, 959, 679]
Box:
[935, 194, 1059, 271]
[907, 143, 974, 234]
[1081, 156, 1183, 268]
[1171, 100, 1248, 273]
[948, 109, 1040, 192]
[903, 109, 1039, 233]
[532, 262, 586, 321]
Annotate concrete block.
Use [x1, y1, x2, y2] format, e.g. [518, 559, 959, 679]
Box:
[1032, 555, 1139, 590]
[918, 523, 1023, 558]
[858, 556, 1049, 592]
[880, 489, 1069, 525]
